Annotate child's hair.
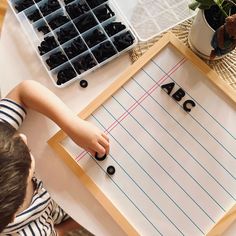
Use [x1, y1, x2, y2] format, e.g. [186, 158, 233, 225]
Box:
[0, 122, 32, 232]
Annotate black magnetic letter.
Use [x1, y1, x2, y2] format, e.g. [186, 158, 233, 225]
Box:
[161, 82, 175, 95]
[183, 100, 196, 112]
[172, 88, 185, 101]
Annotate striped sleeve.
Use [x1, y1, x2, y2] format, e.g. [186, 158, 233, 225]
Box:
[51, 201, 70, 225]
[0, 98, 27, 130]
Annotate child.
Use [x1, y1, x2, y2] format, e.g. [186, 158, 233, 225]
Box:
[0, 80, 110, 235]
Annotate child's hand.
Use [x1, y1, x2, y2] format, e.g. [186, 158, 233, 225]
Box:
[68, 118, 110, 157]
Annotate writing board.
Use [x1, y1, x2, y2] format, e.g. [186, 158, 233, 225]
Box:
[48, 32, 236, 235]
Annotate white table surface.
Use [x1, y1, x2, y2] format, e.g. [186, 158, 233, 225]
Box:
[1, 8, 236, 236]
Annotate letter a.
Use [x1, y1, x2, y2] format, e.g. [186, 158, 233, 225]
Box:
[161, 82, 175, 95]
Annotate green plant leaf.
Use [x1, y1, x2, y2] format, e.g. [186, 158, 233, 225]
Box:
[188, 0, 216, 10]
[188, 1, 200, 10]
[188, 0, 236, 16]
[196, 0, 215, 5]
[198, 4, 212, 9]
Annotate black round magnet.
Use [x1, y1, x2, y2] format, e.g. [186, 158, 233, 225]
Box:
[80, 79, 88, 88]
[95, 152, 107, 161]
[107, 165, 115, 175]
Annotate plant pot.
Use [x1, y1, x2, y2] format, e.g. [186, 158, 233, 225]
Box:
[188, 9, 217, 60]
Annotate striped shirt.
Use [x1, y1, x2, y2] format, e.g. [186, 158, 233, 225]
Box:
[0, 98, 27, 130]
[0, 99, 69, 235]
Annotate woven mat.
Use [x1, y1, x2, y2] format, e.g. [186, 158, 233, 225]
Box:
[129, 19, 236, 90]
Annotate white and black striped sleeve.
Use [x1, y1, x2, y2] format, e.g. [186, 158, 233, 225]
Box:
[0, 98, 27, 130]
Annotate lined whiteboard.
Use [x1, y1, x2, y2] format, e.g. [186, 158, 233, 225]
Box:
[49, 33, 236, 236]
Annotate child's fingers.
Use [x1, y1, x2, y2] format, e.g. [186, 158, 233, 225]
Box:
[93, 136, 109, 156]
[102, 132, 109, 142]
[86, 148, 96, 157]
[98, 136, 110, 154]
[93, 143, 106, 157]
[101, 133, 110, 155]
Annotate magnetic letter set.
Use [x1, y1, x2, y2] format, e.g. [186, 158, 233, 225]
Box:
[9, 0, 137, 87]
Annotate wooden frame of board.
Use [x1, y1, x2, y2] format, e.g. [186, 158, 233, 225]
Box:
[48, 32, 236, 235]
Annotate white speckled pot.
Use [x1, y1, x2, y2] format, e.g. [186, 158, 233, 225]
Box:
[188, 10, 215, 60]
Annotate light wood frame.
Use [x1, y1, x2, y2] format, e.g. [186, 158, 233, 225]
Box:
[48, 32, 236, 235]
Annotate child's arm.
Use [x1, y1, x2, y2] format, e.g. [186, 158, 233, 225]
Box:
[5, 80, 109, 157]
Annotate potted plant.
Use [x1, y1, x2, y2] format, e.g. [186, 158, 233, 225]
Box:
[188, 0, 236, 60]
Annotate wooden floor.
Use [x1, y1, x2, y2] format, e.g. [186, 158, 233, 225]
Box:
[0, 0, 7, 32]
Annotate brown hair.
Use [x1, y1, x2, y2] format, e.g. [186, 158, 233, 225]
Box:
[0, 122, 31, 232]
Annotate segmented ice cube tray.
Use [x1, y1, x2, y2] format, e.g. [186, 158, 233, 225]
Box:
[8, 0, 137, 87]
